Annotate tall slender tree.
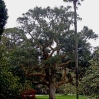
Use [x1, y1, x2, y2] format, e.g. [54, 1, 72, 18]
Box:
[63, 0, 84, 99]
[0, 0, 8, 39]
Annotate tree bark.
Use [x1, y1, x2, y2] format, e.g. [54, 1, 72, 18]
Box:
[73, 0, 79, 99]
[49, 72, 56, 99]
[49, 82, 56, 99]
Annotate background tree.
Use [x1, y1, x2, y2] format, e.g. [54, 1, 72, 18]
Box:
[0, 2, 8, 96]
[0, 43, 22, 99]
[81, 47, 99, 98]
[1, 27, 39, 84]
[0, 0, 8, 38]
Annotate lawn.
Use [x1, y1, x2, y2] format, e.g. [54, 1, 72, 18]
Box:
[36, 94, 87, 99]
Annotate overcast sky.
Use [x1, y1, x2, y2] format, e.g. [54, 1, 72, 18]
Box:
[3, 0, 99, 47]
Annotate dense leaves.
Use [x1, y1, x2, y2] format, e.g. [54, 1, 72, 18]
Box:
[0, 67, 21, 99]
[81, 47, 99, 98]
[63, 0, 84, 5]
[0, 44, 21, 99]
[0, 0, 8, 37]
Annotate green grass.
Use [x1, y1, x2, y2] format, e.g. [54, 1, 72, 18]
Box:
[36, 94, 87, 99]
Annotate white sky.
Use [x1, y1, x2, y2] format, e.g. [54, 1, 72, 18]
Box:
[3, 0, 99, 47]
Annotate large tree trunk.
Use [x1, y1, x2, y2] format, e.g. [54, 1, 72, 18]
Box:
[49, 81, 56, 99]
[49, 72, 56, 99]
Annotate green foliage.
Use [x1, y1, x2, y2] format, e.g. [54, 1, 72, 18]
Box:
[0, 42, 21, 99]
[1, 27, 38, 83]
[0, 67, 21, 98]
[43, 55, 61, 66]
[80, 47, 99, 98]
[0, 0, 8, 37]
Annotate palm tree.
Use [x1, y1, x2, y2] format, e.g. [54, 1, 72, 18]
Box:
[63, 0, 84, 99]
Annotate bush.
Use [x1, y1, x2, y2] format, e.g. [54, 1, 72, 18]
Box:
[0, 67, 21, 99]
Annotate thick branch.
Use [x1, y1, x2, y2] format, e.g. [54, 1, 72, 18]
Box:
[56, 79, 72, 88]
[28, 32, 34, 39]
[61, 54, 66, 59]
[32, 81, 49, 86]
[49, 49, 55, 58]
[58, 60, 73, 67]
[56, 76, 75, 88]
[20, 65, 45, 77]
[63, 68, 66, 80]
[28, 73, 46, 77]
[60, 52, 74, 59]
[49, 45, 54, 50]
[42, 46, 49, 59]
[49, 47, 61, 58]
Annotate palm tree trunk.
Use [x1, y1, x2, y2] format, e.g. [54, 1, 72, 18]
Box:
[73, 0, 79, 99]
